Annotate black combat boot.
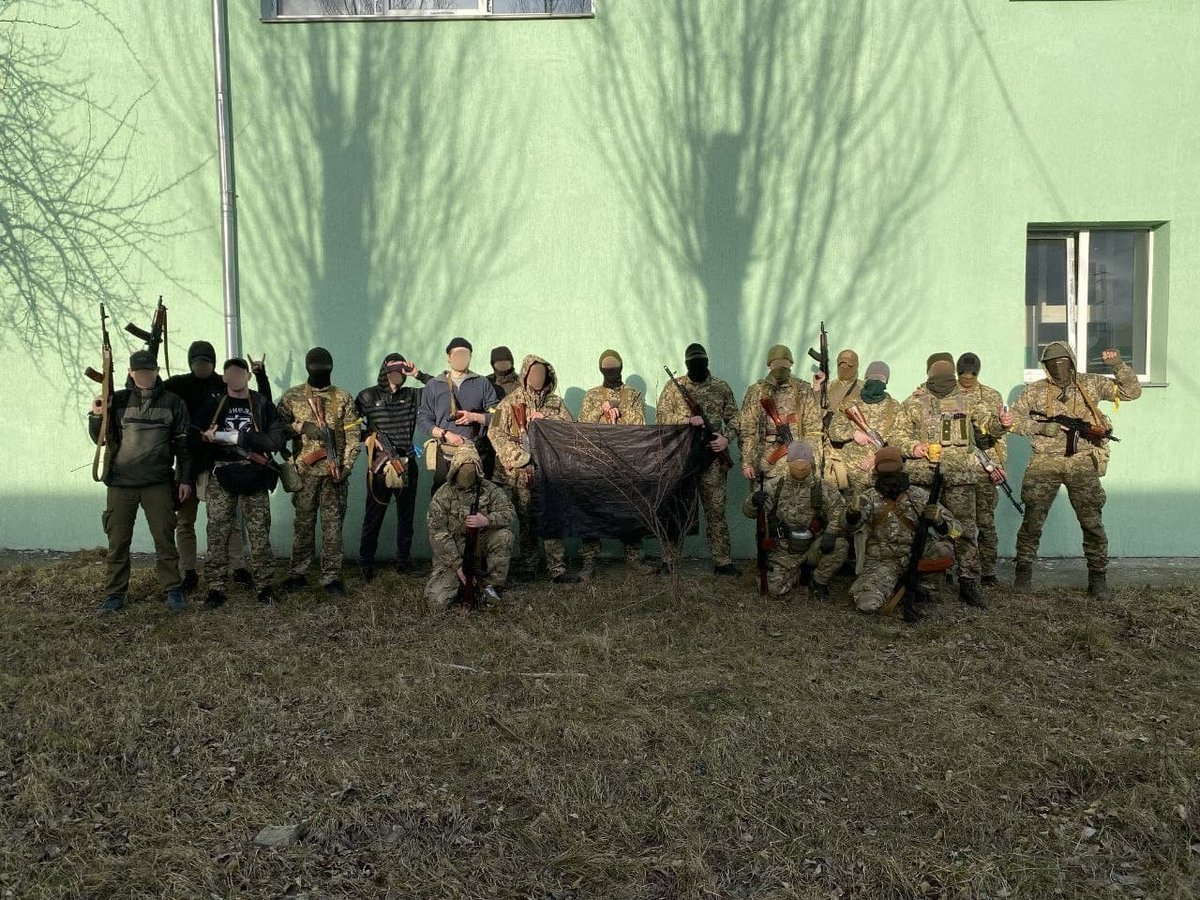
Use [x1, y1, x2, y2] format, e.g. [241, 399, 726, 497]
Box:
[204, 589, 226, 610]
[810, 580, 831, 603]
[232, 568, 254, 588]
[180, 569, 200, 593]
[980, 574, 1000, 587]
[257, 585, 276, 604]
[1013, 561, 1033, 594]
[281, 574, 308, 591]
[360, 561, 376, 583]
[1087, 570, 1110, 601]
[958, 578, 986, 608]
[552, 572, 583, 585]
[323, 579, 346, 597]
[713, 563, 740, 577]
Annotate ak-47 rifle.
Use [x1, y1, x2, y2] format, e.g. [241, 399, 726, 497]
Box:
[84, 303, 115, 482]
[663, 367, 733, 468]
[125, 295, 169, 374]
[753, 472, 775, 596]
[369, 427, 407, 477]
[969, 422, 1023, 515]
[843, 404, 885, 448]
[807, 320, 829, 410]
[881, 451, 951, 622]
[1031, 412, 1117, 457]
[306, 396, 341, 480]
[462, 476, 483, 609]
[759, 396, 794, 465]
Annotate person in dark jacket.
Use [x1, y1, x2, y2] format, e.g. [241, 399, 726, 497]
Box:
[416, 337, 499, 495]
[164, 340, 272, 590]
[88, 350, 194, 614]
[192, 358, 288, 607]
[355, 353, 432, 579]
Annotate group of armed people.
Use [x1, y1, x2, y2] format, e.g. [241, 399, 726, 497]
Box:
[86, 331, 1140, 619]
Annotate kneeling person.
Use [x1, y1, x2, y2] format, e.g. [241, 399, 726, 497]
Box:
[848, 447, 958, 616]
[743, 441, 847, 601]
[425, 446, 516, 612]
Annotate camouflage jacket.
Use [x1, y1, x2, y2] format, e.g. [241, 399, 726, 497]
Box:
[427, 448, 516, 564]
[656, 373, 739, 443]
[488, 354, 574, 471]
[958, 380, 1009, 465]
[857, 485, 958, 561]
[742, 473, 846, 538]
[579, 384, 646, 425]
[739, 377, 822, 473]
[827, 395, 902, 476]
[1011, 362, 1140, 463]
[825, 377, 863, 417]
[277, 383, 363, 477]
[895, 386, 1006, 486]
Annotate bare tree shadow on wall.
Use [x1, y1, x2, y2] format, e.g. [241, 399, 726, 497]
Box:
[0, 1, 197, 395]
[588, 1, 967, 385]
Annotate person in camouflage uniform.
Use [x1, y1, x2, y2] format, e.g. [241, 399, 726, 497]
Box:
[276, 347, 362, 595]
[895, 354, 1012, 607]
[847, 447, 959, 618]
[487, 353, 582, 584]
[578, 349, 651, 578]
[424, 444, 516, 612]
[743, 441, 848, 601]
[1009, 341, 1141, 599]
[817, 348, 863, 490]
[192, 358, 287, 607]
[656, 343, 741, 576]
[955, 352, 1010, 586]
[740, 344, 823, 481]
[828, 360, 901, 499]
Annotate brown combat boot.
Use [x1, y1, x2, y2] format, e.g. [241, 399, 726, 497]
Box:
[1013, 561, 1033, 594]
[1087, 570, 1111, 601]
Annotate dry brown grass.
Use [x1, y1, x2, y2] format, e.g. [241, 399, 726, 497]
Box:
[1, 554, 1197, 899]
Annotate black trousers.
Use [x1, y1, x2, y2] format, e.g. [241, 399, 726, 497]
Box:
[359, 456, 419, 565]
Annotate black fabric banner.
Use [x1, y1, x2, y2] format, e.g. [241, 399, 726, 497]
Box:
[528, 420, 704, 541]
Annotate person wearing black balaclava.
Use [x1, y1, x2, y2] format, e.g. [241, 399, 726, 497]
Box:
[655, 343, 742, 577]
[956, 352, 1010, 587]
[578, 350, 652, 579]
[895, 355, 1013, 609]
[846, 446, 957, 621]
[355, 352, 433, 580]
[1009, 341, 1141, 600]
[276, 347, 363, 596]
[486, 346, 520, 401]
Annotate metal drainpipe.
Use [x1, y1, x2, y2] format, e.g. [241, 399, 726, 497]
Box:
[211, 0, 241, 358]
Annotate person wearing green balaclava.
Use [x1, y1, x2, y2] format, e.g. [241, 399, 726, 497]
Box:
[828, 359, 902, 500]
[739, 344, 822, 485]
[895, 354, 1014, 609]
[1008, 341, 1142, 600]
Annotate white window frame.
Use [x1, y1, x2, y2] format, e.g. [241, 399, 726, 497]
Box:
[1024, 228, 1154, 384]
[261, 0, 596, 21]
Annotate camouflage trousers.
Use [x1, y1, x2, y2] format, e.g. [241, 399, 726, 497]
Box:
[424, 528, 514, 612]
[176, 485, 244, 573]
[205, 473, 274, 592]
[764, 537, 848, 598]
[580, 539, 645, 577]
[509, 471, 566, 578]
[1016, 455, 1107, 572]
[664, 462, 732, 567]
[975, 480, 999, 578]
[850, 538, 954, 613]
[289, 474, 349, 585]
[930, 482, 979, 581]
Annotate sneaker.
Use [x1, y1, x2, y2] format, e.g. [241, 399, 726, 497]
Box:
[257, 585, 276, 604]
[180, 570, 199, 593]
[360, 562, 376, 583]
[323, 579, 346, 597]
[231, 568, 254, 588]
[713, 563, 741, 577]
[281, 574, 308, 591]
[204, 589, 227, 610]
[98, 594, 126, 615]
[166, 589, 186, 612]
[552, 573, 583, 585]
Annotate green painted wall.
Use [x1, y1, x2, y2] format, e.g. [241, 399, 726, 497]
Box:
[2, 0, 1195, 559]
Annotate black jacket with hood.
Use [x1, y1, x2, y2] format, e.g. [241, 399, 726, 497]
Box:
[355, 354, 433, 456]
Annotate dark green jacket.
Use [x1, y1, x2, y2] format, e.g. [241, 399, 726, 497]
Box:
[89, 385, 191, 488]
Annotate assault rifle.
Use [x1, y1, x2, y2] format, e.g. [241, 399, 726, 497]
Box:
[306, 396, 341, 479]
[843, 404, 885, 448]
[969, 423, 1023, 514]
[807, 320, 829, 410]
[759, 396, 794, 464]
[125, 295, 169, 373]
[664, 366, 733, 468]
[753, 472, 774, 596]
[84, 303, 115, 482]
[1031, 412, 1117, 457]
[881, 456, 951, 622]
[462, 476, 484, 609]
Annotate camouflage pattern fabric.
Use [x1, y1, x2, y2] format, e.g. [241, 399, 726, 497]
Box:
[742, 473, 847, 596]
[1015, 455, 1108, 572]
[827, 395, 902, 497]
[662, 461, 733, 568]
[288, 474, 349, 585]
[579, 381, 647, 575]
[739, 376, 822, 476]
[204, 473, 273, 592]
[276, 383, 362, 477]
[894, 386, 1004, 487]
